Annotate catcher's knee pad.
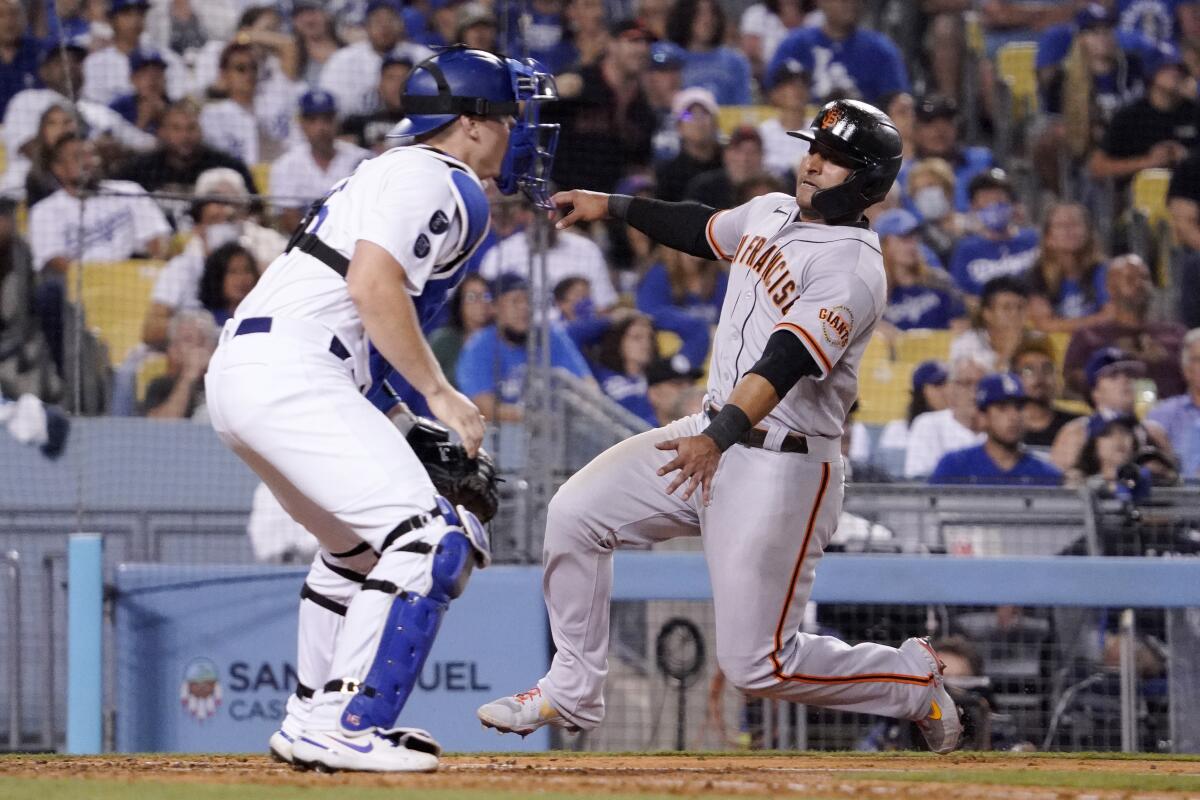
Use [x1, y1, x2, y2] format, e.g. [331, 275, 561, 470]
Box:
[339, 497, 490, 733]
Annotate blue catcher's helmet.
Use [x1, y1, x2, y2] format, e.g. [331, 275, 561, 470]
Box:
[389, 47, 560, 208]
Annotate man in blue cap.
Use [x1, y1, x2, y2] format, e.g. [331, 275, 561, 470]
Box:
[270, 88, 369, 232]
[0, 0, 40, 118]
[929, 373, 1063, 485]
[645, 40, 686, 162]
[84, 0, 185, 106]
[109, 49, 169, 134]
[320, 0, 432, 117]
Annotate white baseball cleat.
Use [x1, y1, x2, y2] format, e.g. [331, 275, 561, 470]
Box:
[290, 727, 441, 773]
[901, 637, 964, 754]
[476, 686, 580, 736]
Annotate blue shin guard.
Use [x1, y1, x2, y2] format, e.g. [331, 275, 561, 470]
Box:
[339, 501, 489, 733]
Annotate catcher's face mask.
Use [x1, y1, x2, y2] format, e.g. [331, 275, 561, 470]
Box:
[495, 58, 559, 210]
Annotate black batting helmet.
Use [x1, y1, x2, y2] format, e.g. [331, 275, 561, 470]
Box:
[788, 99, 903, 221]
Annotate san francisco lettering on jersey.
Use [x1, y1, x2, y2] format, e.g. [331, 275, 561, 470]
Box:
[730, 234, 800, 313]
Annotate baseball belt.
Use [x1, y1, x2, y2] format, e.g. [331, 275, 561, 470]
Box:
[705, 406, 809, 454]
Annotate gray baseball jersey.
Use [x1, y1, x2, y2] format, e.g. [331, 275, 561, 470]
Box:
[704, 191, 887, 439]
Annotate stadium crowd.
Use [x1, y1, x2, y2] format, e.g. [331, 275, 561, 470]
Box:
[0, 0, 1197, 488]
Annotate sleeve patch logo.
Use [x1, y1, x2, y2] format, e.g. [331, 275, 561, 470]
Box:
[414, 233, 431, 258]
[429, 210, 449, 234]
[818, 305, 853, 348]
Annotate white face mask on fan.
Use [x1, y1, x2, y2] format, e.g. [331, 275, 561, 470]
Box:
[204, 222, 243, 252]
[912, 186, 951, 222]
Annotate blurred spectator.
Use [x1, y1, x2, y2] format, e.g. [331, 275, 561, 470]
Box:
[665, 0, 753, 106]
[644, 41, 686, 162]
[117, 99, 259, 223]
[143, 167, 286, 349]
[109, 49, 170, 135]
[200, 42, 300, 166]
[566, 0, 610, 67]
[29, 134, 171, 275]
[606, 174, 659, 279]
[647, 355, 704, 425]
[907, 157, 968, 266]
[1147, 328, 1200, 481]
[197, 241, 259, 328]
[1012, 336, 1079, 449]
[877, 359, 948, 457]
[0, 198, 61, 402]
[920, 2, 970, 100]
[142, 309, 216, 420]
[1087, 44, 1196, 181]
[429, 273, 494, 381]
[1117, 0, 1179, 45]
[456, 3, 500, 52]
[192, 6, 300, 94]
[1165, 147, 1200, 327]
[876, 209, 965, 335]
[637, 246, 728, 327]
[903, 354, 988, 479]
[292, 0, 344, 87]
[1034, 5, 1152, 175]
[21, 102, 78, 207]
[554, 276, 594, 322]
[339, 51, 411, 153]
[929, 373, 1063, 486]
[480, 201, 618, 310]
[0, 0, 41, 117]
[1025, 202, 1110, 333]
[156, 0, 232, 57]
[767, 0, 910, 105]
[545, 20, 654, 194]
[83, 0, 187, 106]
[455, 275, 593, 422]
[949, 169, 1040, 298]
[636, 0, 672, 39]
[4, 37, 156, 196]
[1063, 254, 1187, 398]
[1070, 413, 1142, 489]
[655, 87, 722, 201]
[758, 60, 810, 182]
[739, 0, 806, 80]
[320, 0, 431, 118]
[979, 0, 1079, 58]
[950, 276, 1035, 371]
[591, 311, 659, 426]
[499, 0, 577, 74]
[734, 172, 786, 203]
[1051, 346, 1175, 470]
[684, 125, 763, 209]
[880, 91, 916, 161]
[270, 89, 369, 232]
[909, 94, 994, 213]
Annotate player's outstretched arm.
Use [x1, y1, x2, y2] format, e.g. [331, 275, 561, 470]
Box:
[552, 189, 720, 260]
[348, 240, 485, 456]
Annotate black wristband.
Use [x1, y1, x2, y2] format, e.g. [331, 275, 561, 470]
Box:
[701, 404, 752, 453]
[608, 194, 632, 219]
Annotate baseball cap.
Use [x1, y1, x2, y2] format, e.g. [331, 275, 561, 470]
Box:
[1085, 347, 1146, 389]
[129, 48, 167, 72]
[975, 372, 1027, 410]
[727, 125, 762, 148]
[874, 208, 920, 238]
[649, 41, 686, 71]
[671, 87, 719, 120]
[194, 166, 249, 199]
[456, 2, 497, 33]
[915, 94, 958, 123]
[109, 0, 150, 14]
[292, 0, 325, 10]
[647, 354, 703, 386]
[1085, 411, 1138, 439]
[1141, 43, 1187, 79]
[366, 0, 403, 16]
[1075, 3, 1116, 30]
[299, 88, 337, 117]
[610, 19, 653, 41]
[492, 273, 529, 297]
[38, 36, 87, 65]
[766, 59, 808, 91]
[911, 360, 948, 392]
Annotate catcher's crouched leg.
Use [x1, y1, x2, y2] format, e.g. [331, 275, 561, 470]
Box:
[291, 497, 491, 772]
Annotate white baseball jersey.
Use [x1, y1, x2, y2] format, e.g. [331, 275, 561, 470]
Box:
[28, 180, 171, 270]
[234, 145, 485, 383]
[81, 45, 190, 105]
[318, 40, 433, 118]
[199, 91, 302, 166]
[269, 140, 371, 210]
[479, 228, 619, 310]
[704, 191, 887, 439]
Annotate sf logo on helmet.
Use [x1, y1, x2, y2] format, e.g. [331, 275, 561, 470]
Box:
[820, 106, 845, 131]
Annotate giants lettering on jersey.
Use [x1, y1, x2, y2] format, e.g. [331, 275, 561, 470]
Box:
[731, 234, 799, 313]
[818, 305, 852, 348]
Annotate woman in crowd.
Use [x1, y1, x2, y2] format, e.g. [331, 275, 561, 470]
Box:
[197, 241, 259, 328]
[950, 276, 1036, 371]
[906, 158, 968, 267]
[292, 1, 343, 87]
[429, 273, 494, 383]
[22, 102, 79, 206]
[1025, 202, 1110, 333]
[877, 360, 950, 461]
[666, 0, 753, 106]
[739, 0, 808, 81]
[637, 246, 727, 327]
[876, 209, 965, 339]
[590, 311, 660, 427]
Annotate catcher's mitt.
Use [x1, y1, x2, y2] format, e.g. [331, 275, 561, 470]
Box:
[406, 416, 500, 522]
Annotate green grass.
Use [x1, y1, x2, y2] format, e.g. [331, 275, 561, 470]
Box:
[844, 768, 1200, 793]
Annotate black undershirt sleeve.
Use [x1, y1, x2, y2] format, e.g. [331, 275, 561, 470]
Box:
[746, 330, 823, 399]
[608, 194, 718, 260]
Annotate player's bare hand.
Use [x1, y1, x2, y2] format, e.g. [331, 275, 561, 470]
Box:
[656, 434, 721, 506]
[426, 385, 485, 457]
[551, 190, 609, 230]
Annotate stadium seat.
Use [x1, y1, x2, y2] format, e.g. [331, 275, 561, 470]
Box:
[66, 259, 166, 367]
[251, 162, 271, 198]
[716, 105, 776, 135]
[136, 352, 168, 402]
[995, 42, 1039, 121]
[892, 328, 954, 366]
[857, 358, 912, 425]
[1131, 168, 1172, 230]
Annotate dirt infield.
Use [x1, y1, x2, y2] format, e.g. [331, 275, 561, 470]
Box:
[4, 752, 1200, 799]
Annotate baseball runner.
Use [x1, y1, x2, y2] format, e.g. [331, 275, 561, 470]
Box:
[478, 99, 963, 753]
[205, 47, 556, 773]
